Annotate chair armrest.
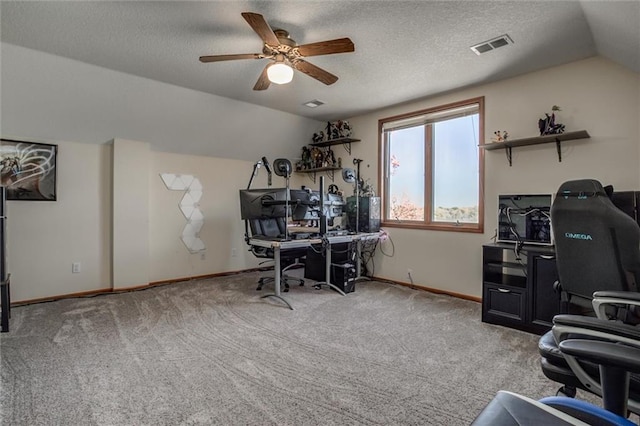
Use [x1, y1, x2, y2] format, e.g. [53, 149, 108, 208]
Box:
[559, 339, 640, 375]
[551, 314, 640, 414]
[553, 314, 640, 342]
[593, 291, 640, 302]
[592, 291, 640, 321]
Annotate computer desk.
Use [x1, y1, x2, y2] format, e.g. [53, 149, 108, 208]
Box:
[248, 232, 380, 310]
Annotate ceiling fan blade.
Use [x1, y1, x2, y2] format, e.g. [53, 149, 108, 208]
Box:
[199, 53, 262, 63]
[293, 60, 338, 85]
[241, 12, 280, 46]
[253, 65, 271, 91]
[297, 38, 355, 57]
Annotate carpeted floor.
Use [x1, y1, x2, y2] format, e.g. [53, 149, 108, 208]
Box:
[1, 272, 582, 425]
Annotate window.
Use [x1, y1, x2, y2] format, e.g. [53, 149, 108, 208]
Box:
[379, 97, 484, 232]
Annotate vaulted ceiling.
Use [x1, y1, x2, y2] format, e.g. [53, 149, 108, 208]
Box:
[2, 1, 639, 121]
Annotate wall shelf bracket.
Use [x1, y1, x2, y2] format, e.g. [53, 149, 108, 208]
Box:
[555, 137, 562, 162]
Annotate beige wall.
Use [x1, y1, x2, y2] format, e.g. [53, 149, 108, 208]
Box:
[149, 151, 268, 282]
[7, 139, 271, 302]
[346, 57, 640, 298]
[4, 54, 639, 303]
[6, 139, 112, 301]
[112, 139, 150, 289]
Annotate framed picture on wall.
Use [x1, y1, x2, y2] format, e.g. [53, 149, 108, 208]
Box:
[0, 139, 58, 201]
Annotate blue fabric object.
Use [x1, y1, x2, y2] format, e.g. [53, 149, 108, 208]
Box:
[539, 396, 636, 426]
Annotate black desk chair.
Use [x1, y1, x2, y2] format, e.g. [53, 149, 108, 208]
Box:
[246, 216, 305, 292]
[538, 179, 640, 405]
[476, 311, 640, 425]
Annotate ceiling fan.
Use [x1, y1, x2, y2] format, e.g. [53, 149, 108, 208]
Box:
[199, 12, 355, 90]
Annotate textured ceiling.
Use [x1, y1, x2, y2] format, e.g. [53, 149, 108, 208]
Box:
[1, 1, 639, 121]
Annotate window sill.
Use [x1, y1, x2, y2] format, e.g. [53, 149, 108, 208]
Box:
[381, 221, 483, 233]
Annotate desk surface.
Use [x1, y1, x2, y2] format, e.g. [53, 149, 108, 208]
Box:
[249, 232, 380, 249]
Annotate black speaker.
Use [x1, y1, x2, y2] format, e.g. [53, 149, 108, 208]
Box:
[346, 196, 381, 233]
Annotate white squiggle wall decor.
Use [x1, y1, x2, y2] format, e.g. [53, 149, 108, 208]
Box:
[160, 173, 205, 253]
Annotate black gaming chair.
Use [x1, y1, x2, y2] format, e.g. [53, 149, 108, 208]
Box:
[476, 310, 640, 425]
[539, 179, 640, 405]
[549, 179, 640, 314]
[246, 216, 305, 292]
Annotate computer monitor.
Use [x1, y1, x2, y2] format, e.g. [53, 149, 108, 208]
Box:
[239, 188, 290, 220]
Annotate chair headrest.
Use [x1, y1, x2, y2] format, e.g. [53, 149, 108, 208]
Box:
[555, 179, 607, 199]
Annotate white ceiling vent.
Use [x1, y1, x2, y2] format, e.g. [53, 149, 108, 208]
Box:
[303, 99, 325, 108]
[470, 34, 514, 55]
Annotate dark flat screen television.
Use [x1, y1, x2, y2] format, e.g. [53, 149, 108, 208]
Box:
[498, 194, 553, 245]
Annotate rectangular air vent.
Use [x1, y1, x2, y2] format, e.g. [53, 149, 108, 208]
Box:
[303, 99, 325, 108]
[470, 34, 513, 55]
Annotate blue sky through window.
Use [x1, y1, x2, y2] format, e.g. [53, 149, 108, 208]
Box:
[388, 114, 478, 211]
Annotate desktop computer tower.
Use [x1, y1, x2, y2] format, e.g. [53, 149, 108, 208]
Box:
[346, 196, 381, 233]
[304, 243, 356, 293]
[330, 262, 356, 293]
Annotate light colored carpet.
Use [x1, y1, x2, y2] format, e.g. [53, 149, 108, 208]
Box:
[2, 272, 574, 425]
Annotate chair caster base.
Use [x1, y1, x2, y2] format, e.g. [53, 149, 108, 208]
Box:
[556, 386, 577, 398]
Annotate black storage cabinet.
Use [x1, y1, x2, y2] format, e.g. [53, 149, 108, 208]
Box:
[482, 243, 559, 334]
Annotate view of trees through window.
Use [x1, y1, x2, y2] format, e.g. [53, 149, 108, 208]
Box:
[380, 97, 484, 231]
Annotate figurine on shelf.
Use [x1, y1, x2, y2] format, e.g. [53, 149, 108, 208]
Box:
[312, 131, 325, 144]
[311, 146, 323, 168]
[538, 105, 565, 135]
[326, 120, 352, 140]
[336, 120, 352, 138]
[301, 146, 312, 170]
[326, 148, 337, 167]
[491, 130, 509, 143]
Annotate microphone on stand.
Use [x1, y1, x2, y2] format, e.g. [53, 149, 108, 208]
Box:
[262, 156, 272, 187]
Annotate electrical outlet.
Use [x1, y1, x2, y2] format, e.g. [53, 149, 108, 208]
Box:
[72, 262, 81, 274]
[407, 268, 413, 276]
[231, 248, 237, 257]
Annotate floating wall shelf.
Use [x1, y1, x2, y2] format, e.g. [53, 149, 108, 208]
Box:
[480, 130, 590, 166]
[294, 166, 342, 183]
[309, 137, 360, 154]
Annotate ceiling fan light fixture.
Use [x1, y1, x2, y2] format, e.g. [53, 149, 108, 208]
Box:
[267, 62, 294, 84]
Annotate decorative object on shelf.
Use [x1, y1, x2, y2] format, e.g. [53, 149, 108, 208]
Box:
[538, 105, 565, 136]
[312, 131, 324, 144]
[311, 146, 324, 168]
[491, 130, 509, 143]
[326, 120, 352, 140]
[0, 138, 57, 201]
